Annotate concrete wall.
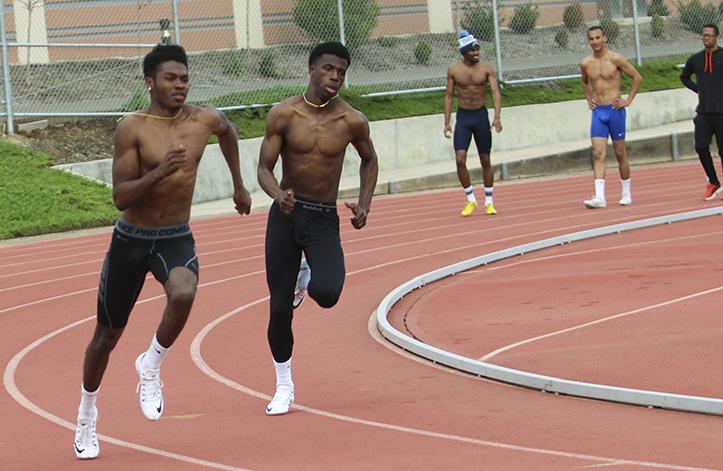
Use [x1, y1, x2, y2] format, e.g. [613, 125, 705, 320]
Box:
[56, 88, 698, 204]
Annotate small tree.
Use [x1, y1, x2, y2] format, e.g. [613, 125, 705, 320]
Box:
[678, 0, 721, 33]
[563, 2, 585, 30]
[223, 50, 246, 78]
[414, 41, 432, 64]
[18, 0, 46, 86]
[461, 0, 497, 42]
[555, 29, 569, 48]
[258, 51, 279, 78]
[647, 0, 670, 17]
[293, 0, 380, 49]
[121, 89, 150, 112]
[650, 14, 666, 37]
[600, 18, 620, 42]
[509, 3, 540, 34]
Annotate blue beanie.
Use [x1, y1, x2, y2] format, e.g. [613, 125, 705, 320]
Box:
[458, 30, 479, 54]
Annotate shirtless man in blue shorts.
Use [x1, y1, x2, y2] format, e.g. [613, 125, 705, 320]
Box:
[73, 44, 251, 459]
[580, 25, 642, 208]
[444, 30, 502, 217]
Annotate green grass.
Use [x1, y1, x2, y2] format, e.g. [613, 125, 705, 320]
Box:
[0, 141, 118, 239]
[0, 58, 687, 240]
[218, 58, 687, 138]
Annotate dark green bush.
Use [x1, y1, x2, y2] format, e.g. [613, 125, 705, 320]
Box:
[678, 0, 720, 33]
[650, 14, 666, 37]
[461, 0, 497, 42]
[414, 41, 432, 64]
[258, 51, 278, 78]
[120, 89, 149, 112]
[223, 50, 246, 78]
[563, 2, 585, 30]
[293, 0, 380, 49]
[647, 0, 670, 16]
[378, 36, 399, 48]
[600, 18, 620, 42]
[509, 3, 540, 34]
[555, 29, 569, 48]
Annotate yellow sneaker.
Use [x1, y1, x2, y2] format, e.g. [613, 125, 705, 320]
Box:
[485, 203, 497, 215]
[460, 201, 478, 217]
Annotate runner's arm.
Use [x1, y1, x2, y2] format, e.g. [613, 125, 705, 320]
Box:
[257, 105, 287, 203]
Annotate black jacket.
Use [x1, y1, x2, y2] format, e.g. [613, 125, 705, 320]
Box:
[681, 48, 723, 114]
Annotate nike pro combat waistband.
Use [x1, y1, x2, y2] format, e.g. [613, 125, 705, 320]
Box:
[115, 216, 191, 239]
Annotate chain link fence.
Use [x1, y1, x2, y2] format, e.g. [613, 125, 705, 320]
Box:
[0, 0, 715, 131]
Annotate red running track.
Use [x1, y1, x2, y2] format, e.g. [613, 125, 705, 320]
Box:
[2, 161, 723, 470]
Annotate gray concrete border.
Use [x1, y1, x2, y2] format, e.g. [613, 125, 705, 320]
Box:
[375, 207, 723, 415]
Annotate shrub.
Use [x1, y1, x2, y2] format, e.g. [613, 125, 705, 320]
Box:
[414, 41, 432, 64]
[650, 14, 666, 37]
[509, 3, 540, 34]
[293, 0, 380, 49]
[678, 0, 721, 33]
[600, 18, 620, 43]
[223, 50, 246, 78]
[378, 36, 399, 48]
[461, 0, 497, 42]
[647, 0, 670, 16]
[258, 51, 278, 78]
[121, 89, 149, 112]
[554, 29, 569, 48]
[563, 2, 585, 30]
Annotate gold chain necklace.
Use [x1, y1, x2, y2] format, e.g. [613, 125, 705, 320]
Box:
[302, 92, 337, 108]
[131, 107, 184, 120]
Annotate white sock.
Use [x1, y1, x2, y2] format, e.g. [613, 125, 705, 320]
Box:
[298, 259, 310, 290]
[621, 178, 631, 197]
[594, 179, 605, 200]
[463, 185, 476, 203]
[484, 187, 493, 205]
[142, 335, 169, 370]
[78, 384, 98, 420]
[274, 358, 293, 388]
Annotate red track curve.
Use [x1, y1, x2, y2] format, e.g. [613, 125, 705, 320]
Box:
[3, 161, 723, 470]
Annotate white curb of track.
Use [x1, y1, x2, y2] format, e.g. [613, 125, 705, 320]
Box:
[375, 207, 723, 415]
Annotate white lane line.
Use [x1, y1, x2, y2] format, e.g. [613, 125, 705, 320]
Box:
[479, 284, 723, 361]
[476, 228, 723, 362]
[188, 299, 715, 471]
[0, 271, 97, 293]
[0, 179, 695, 276]
[2, 317, 253, 471]
[0, 211, 638, 311]
[0, 203, 713, 317]
[6, 250, 709, 470]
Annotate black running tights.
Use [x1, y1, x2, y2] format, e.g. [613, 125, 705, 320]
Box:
[264, 201, 345, 363]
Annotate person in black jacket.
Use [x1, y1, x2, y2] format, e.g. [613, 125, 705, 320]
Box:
[681, 23, 723, 200]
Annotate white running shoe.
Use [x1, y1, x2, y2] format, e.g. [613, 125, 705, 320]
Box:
[619, 194, 632, 206]
[292, 259, 310, 309]
[266, 384, 294, 416]
[74, 408, 99, 460]
[135, 353, 164, 420]
[704, 186, 723, 201]
[583, 196, 607, 209]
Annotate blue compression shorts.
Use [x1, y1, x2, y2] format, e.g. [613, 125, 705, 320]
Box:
[454, 107, 492, 153]
[590, 104, 626, 141]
